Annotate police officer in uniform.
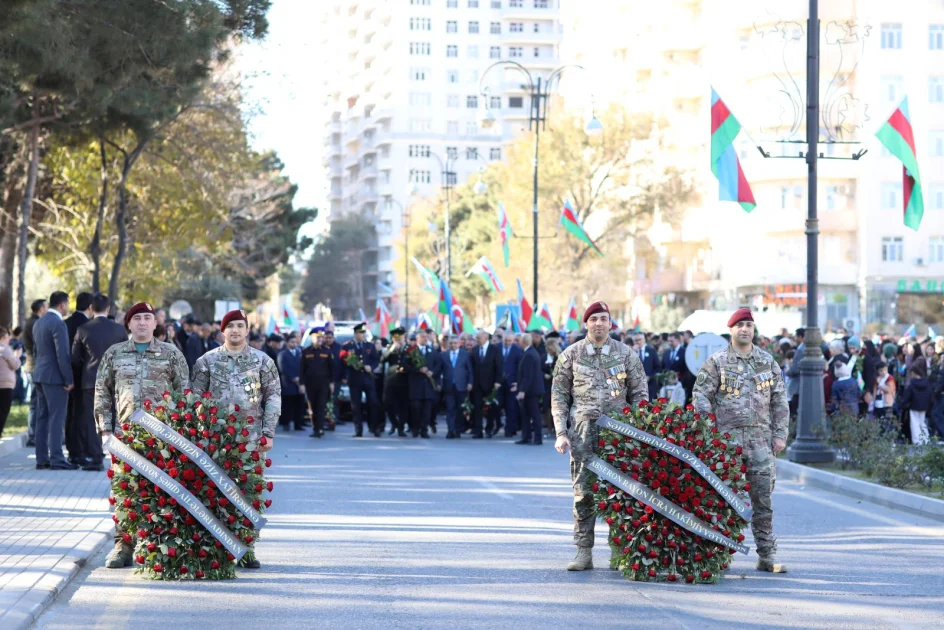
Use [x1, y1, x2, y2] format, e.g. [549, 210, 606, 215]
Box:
[95, 302, 190, 569]
[300, 327, 337, 438]
[551, 301, 648, 571]
[692, 307, 789, 573]
[342, 323, 380, 437]
[382, 327, 410, 437]
[191, 309, 281, 569]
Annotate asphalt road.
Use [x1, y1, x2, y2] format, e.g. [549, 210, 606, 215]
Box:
[34, 425, 944, 630]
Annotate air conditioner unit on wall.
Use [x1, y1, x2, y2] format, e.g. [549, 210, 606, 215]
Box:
[915, 257, 926, 266]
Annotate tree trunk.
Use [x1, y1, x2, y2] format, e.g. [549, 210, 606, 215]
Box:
[108, 158, 130, 309]
[90, 135, 108, 293]
[15, 97, 40, 326]
[0, 199, 17, 327]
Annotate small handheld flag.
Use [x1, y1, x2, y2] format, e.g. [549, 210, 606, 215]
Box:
[410, 257, 441, 293]
[564, 297, 580, 332]
[516, 280, 533, 331]
[466, 256, 505, 293]
[711, 88, 756, 212]
[527, 302, 554, 332]
[560, 200, 603, 256]
[281, 302, 299, 332]
[876, 97, 924, 230]
[497, 202, 513, 267]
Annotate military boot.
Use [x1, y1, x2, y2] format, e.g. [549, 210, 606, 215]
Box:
[567, 547, 594, 571]
[756, 555, 787, 573]
[104, 541, 134, 568]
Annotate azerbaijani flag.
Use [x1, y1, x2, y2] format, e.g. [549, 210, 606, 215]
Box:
[497, 202, 512, 267]
[374, 297, 391, 338]
[876, 97, 924, 230]
[564, 297, 580, 332]
[411, 257, 441, 293]
[466, 256, 504, 293]
[516, 279, 533, 331]
[281, 302, 299, 332]
[560, 199, 603, 256]
[710, 88, 756, 212]
[450, 298, 475, 334]
[527, 302, 554, 332]
[266, 314, 277, 335]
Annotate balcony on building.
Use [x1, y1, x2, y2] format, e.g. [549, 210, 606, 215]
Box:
[500, 2, 558, 21]
[501, 23, 563, 45]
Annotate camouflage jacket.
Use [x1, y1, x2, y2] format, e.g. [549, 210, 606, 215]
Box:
[692, 343, 789, 441]
[191, 345, 281, 438]
[94, 338, 190, 434]
[551, 336, 648, 435]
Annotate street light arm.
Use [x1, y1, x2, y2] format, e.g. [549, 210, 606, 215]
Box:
[478, 60, 535, 99]
[544, 64, 588, 96]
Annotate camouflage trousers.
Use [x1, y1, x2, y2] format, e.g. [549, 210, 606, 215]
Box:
[570, 419, 600, 548]
[729, 426, 777, 557]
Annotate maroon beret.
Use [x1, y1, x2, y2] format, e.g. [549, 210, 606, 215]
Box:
[125, 302, 155, 326]
[221, 309, 248, 331]
[583, 300, 611, 323]
[727, 307, 754, 328]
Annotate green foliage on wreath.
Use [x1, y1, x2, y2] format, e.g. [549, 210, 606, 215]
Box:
[108, 389, 273, 580]
[590, 399, 751, 584]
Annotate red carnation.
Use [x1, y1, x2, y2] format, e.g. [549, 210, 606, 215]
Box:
[648, 569, 656, 577]
[211, 560, 220, 569]
[631, 563, 640, 571]
[235, 404, 241, 412]
[201, 391, 212, 399]
[621, 406, 631, 414]
[176, 400, 186, 409]
[651, 405, 662, 414]
[743, 483, 751, 491]
[264, 499, 272, 508]
[598, 501, 607, 510]
[639, 400, 649, 407]
[195, 570, 205, 578]
[228, 515, 237, 524]
[701, 570, 712, 579]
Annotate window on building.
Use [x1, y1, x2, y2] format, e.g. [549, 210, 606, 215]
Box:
[409, 169, 431, 184]
[509, 46, 523, 58]
[491, 0, 502, 7]
[466, 69, 479, 83]
[930, 131, 944, 156]
[931, 237, 944, 263]
[510, 0, 523, 6]
[825, 185, 837, 211]
[468, 45, 479, 58]
[447, 0, 458, 6]
[409, 119, 432, 132]
[446, 172, 458, 185]
[466, 147, 479, 160]
[409, 145, 431, 158]
[447, 121, 459, 135]
[411, 67, 428, 81]
[534, 23, 540, 33]
[447, 45, 458, 57]
[489, 96, 501, 109]
[410, 0, 431, 4]
[882, 236, 903, 262]
[490, 147, 501, 160]
[882, 182, 902, 210]
[446, 146, 458, 160]
[466, 95, 479, 108]
[447, 69, 459, 83]
[931, 77, 944, 103]
[929, 185, 944, 210]
[490, 22, 501, 34]
[410, 17, 431, 31]
[534, 0, 549, 7]
[931, 25, 944, 50]
[469, 21, 479, 34]
[466, 121, 478, 135]
[447, 94, 459, 107]
[510, 22, 523, 32]
[881, 23, 902, 49]
[880, 75, 904, 103]
[534, 47, 540, 57]
[409, 92, 432, 107]
[468, 0, 479, 7]
[490, 46, 501, 59]
[446, 20, 457, 33]
[509, 96, 524, 108]
[410, 42, 430, 55]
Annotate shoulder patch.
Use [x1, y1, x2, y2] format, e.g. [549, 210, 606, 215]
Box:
[696, 371, 708, 386]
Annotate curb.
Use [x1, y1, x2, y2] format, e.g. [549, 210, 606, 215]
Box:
[4, 521, 113, 630]
[0, 430, 27, 460]
[776, 459, 944, 523]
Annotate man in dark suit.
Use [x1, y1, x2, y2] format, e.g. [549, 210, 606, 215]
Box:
[299, 328, 338, 438]
[32, 291, 76, 470]
[277, 333, 304, 431]
[406, 329, 442, 439]
[185, 321, 211, 371]
[341, 323, 381, 437]
[470, 329, 503, 438]
[440, 334, 473, 439]
[664, 332, 692, 401]
[632, 332, 661, 401]
[515, 333, 545, 445]
[500, 333, 524, 438]
[22, 298, 47, 446]
[63, 292, 93, 465]
[71, 293, 127, 471]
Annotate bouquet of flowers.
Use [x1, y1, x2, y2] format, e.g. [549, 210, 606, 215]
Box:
[407, 344, 439, 391]
[108, 390, 273, 580]
[339, 349, 363, 371]
[461, 397, 474, 426]
[325, 400, 336, 430]
[482, 387, 499, 415]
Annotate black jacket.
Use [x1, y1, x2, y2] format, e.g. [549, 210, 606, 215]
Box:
[71, 316, 129, 391]
[406, 345, 442, 401]
[517, 346, 544, 396]
[903, 377, 933, 412]
[186, 334, 209, 370]
[470, 343, 503, 394]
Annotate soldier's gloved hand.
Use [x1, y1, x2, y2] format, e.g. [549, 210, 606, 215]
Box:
[772, 437, 786, 454]
[555, 435, 571, 455]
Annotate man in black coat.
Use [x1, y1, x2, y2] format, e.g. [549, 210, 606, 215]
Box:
[185, 321, 211, 371]
[470, 329, 503, 438]
[277, 333, 304, 431]
[515, 334, 545, 445]
[63, 292, 93, 465]
[405, 328, 442, 438]
[342, 323, 381, 437]
[71, 293, 127, 470]
[381, 327, 410, 437]
[299, 328, 338, 438]
[632, 332, 662, 401]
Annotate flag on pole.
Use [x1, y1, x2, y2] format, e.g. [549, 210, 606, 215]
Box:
[497, 202, 512, 267]
[564, 297, 580, 332]
[876, 97, 924, 230]
[710, 87, 756, 212]
[450, 297, 475, 334]
[358, 307, 368, 324]
[560, 200, 603, 256]
[929, 326, 937, 339]
[904, 324, 917, 338]
[527, 302, 554, 332]
[374, 297, 392, 338]
[281, 302, 299, 332]
[466, 256, 505, 293]
[632, 315, 641, 332]
[266, 314, 277, 336]
[516, 279, 533, 331]
[410, 257, 441, 293]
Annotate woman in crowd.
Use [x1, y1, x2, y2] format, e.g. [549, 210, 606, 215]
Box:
[0, 327, 23, 434]
[541, 336, 560, 439]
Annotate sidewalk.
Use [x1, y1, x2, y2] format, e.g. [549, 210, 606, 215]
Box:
[0, 439, 112, 630]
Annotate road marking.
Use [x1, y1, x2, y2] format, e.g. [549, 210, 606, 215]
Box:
[475, 477, 513, 500]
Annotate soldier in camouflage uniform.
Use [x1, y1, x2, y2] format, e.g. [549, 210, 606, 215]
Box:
[191, 309, 280, 569]
[692, 307, 789, 573]
[94, 302, 190, 569]
[551, 301, 648, 571]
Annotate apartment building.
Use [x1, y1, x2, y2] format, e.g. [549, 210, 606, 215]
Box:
[319, 0, 563, 318]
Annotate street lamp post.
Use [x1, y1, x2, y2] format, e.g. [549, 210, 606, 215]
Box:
[386, 197, 410, 323]
[479, 61, 601, 308]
